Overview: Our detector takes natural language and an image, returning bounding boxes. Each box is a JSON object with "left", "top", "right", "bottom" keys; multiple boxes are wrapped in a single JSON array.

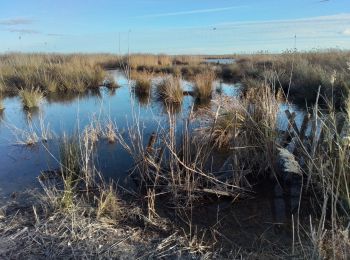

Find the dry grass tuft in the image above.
[
  {"left": 157, "top": 76, "right": 183, "bottom": 104},
  {"left": 131, "top": 71, "right": 153, "bottom": 95},
  {"left": 193, "top": 69, "right": 216, "bottom": 100},
  {"left": 97, "top": 184, "right": 123, "bottom": 223},
  {"left": 103, "top": 120, "right": 117, "bottom": 143},
  {"left": 19, "top": 87, "right": 44, "bottom": 109}
]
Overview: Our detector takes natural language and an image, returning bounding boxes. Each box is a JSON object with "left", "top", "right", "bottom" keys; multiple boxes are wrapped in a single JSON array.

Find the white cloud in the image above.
[
  {"left": 343, "top": 29, "right": 350, "bottom": 36},
  {"left": 7, "top": 28, "right": 40, "bottom": 34},
  {"left": 0, "top": 18, "right": 33, "bottom": 26},
  {"left": 136, "top": 5, "right": 247, "bottom": 18}
]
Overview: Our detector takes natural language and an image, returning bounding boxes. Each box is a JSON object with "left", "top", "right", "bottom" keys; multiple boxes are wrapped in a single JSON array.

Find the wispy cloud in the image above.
[
  {"left": 216, "top": 13, "right": 350, "bottom": 27},
  {"left": 136, "top": 5, "right": 246, "bottom": 18},
  {"left": 0, "top": 18, "right": 33, "bottom": 26},
  {"left": 46, "top": 33, "right": 66, "bottom": 37},
  {"left": 127, "top": 13, "right": 350, "bottom": 54},
  {"left": 6, "top": 28, "right": 40, "bottom": 34}
]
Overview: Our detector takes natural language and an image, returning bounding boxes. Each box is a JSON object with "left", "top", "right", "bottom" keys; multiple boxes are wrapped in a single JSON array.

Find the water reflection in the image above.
[
  {"left": 46, "top": 91, "right": 83, "bottom": 104},
  {"left": 160, "top": 101, "right": 182, "bottom": 115},
  {"left": 23, "top": 107, "right": 39, "bottom": 123},
  {"left": 193, "top": 98, "right": 211, "bottom": 111},
  {"left": 133, "top": 89, "right": 151, "bottom": 107}
]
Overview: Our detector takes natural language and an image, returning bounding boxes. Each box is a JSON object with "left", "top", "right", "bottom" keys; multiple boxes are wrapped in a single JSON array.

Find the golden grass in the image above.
[
  {"left": 103, "top": 120, "right": 117, "bottom": 143},
  {"left": 19, "top": 87, "right": 44, "bottom": 109},
  {"left": 235, "top": 50, "right": 350, "bottom": 106},
  {"left": 0, "top": 54, "right": 109, "bottom": 93},
  {"left": 127, "top": 54, "right": 172, "bottom": 69},
  {"left": 131, "top": 71, "right": 153, "bottom": 95},
  {"left": 157, "top": 76, "right": 183, "bottom": 104},
  {"left": 193, "top": 69, "right": 216, "bottom": 100},
  {"left": 97, "top": 184, "right": 123, "bottom": 223}
]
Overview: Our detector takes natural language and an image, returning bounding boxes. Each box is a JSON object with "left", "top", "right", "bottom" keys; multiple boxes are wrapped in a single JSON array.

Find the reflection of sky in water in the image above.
[
  {"left": 205, "top": 58, "right": 236, "bottom": 65},
  {"left": 277, "top": 103, "right": 307, "bottom": 130},
  {"left": 0, "top": 70, "right": 305, "bottom": 198}
]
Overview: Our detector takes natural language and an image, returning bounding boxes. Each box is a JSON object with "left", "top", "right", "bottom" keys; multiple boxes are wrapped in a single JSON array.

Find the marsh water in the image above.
[
  {"left": 0, "top": 69, "right": 307, "bottom": 249},
  {"left": 205, "top": 58, "right": 236, "bottom": 64}
]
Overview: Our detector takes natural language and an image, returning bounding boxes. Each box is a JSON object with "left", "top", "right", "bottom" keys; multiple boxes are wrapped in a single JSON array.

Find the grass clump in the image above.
[
  {"left": 157, "top": 76, "right": 183, "bottom": 104},
  {"left": 19, "top": 87, "right": 44, "bottom": 110},
  {"left": 211, "top": 105, "right": 246, "bottom": 149},
  {"left": 193, "top": 69, "right": 216, "bottom": 101},
  {"left": 102, "top": 120, "right": 117, "bottom": 143},
  {"left": 97, "top": 184, "right": 123, "bottom": 223},
  {"left": 131, "top": 71, "right": 153, "bottom": 95},
  {"left": 59, "top": 136, "right": 81, "bottom": 181}
]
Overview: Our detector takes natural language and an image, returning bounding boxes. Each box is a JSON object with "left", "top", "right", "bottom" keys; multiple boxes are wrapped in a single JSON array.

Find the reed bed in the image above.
[
  {"left": 235, "top": 50, "right": 350, "bottom": 106},
  {"left": 0, "top": 54, "right": 109, "bottom": 93},
  {"left": 126, "top": 54, "right": 172, "bottom": 69},
  {"left": 173, "top": 55, "right": 203, "bottom": 65},
  {"left": 125, "top": 54, "right": 203, "bottom": 69}
]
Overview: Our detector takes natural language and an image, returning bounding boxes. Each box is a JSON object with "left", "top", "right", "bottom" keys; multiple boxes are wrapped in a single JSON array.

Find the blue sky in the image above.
[{"left": 0, "top": 0, "right": 350, "bottom": 54}]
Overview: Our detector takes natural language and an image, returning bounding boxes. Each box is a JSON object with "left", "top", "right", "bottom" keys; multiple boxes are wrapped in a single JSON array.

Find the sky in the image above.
[{"left": 0, "top": 0, "right": 350, "bottom": 54}]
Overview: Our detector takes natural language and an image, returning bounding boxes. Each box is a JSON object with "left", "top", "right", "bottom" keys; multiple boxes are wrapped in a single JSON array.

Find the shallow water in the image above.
[
  {"left": 0, "top": 70, "right": 304, "bottom": 200},
  {"left": 205, "top": 58, "right": 236, "bottom": 65}
]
